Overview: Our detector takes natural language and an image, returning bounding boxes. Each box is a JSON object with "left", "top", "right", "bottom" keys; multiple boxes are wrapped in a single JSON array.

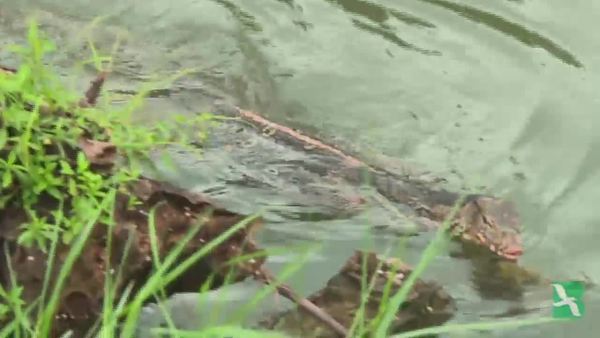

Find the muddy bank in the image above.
[{"left": 0, "top": 67, "right": 267, "bottom": 337}]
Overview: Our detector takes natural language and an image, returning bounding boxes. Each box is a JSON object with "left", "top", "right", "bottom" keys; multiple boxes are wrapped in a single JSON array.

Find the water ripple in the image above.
[{"left": 419, "top": 0, "right": 583, "bottom": 67}]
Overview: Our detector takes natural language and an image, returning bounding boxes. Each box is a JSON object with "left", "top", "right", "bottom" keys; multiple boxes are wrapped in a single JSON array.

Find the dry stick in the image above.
[
  {"left": 80, "top": 71, "right": 107, "bottom": 107},
  {"left": 67, "top": 84, "right": 386, "bottom": 176},
  {"left": 1, "top": 64, "right": 107, "bottom": 116},
  {"left": 0, "top": 65, "right": 17, "bottom": 73},
  {"left": 236, "top": 108, "right": 367, "bottom": 169},
  {"left": 0, "top": 63, "right": 106, "bottom": 106},
  {"left": 255, "top": 267, "right": 349, "bottom": 337}
]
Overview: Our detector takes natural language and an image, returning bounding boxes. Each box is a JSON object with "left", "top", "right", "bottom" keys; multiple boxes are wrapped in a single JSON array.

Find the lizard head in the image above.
[{"left": 450, "top": 196, "right": 523, "bottom": 261}]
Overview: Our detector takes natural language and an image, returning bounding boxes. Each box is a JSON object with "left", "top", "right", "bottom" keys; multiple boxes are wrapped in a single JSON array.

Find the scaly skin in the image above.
[
  {"left": 109, "top": 94, "right": 527, "bottom": 262},
  {"left": 328, "top": 165, "right": 524, "bottom": 261},
  {"left": 413, "top": 194, "right": 523, "bottom": 261},
  {"left": 211, "top": 101, "right": 526, "bottom": 261}
]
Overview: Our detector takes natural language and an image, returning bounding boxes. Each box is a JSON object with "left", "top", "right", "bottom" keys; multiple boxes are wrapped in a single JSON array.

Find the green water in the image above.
[{"left": 1, "top": 0, "right": 599, "bottom": 336}]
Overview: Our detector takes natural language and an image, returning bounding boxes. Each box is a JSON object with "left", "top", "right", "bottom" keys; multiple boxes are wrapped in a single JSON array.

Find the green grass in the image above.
[{"left": 0, "top": 19, "right": 562, "bottom": 338}]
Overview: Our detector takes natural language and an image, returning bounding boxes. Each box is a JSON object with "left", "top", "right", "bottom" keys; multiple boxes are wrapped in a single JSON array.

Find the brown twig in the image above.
[
  {"left": 254, "top": 267, "right": 349, "bottom": 337},
  {"left": 1, "top": 64, "right": 106, "bottom": 114},
  {"left": 0, "top": 65, "right": 16, "bottom": 73},
  {"left": 236, "top": 108, "right": 366, "bottom": 169},
  {"left": 80, "top": 71, "right": 107, "bottom": 107}
]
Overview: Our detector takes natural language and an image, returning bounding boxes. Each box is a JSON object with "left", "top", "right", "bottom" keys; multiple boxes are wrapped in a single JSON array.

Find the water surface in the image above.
[{"left": 1, "top": 0, "right": 599, "bottom": 336}]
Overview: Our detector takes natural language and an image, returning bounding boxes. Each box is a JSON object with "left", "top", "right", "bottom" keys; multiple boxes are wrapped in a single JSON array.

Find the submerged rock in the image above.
[{"left": 258, "top": 250, "right": 456, "bottom": 337}]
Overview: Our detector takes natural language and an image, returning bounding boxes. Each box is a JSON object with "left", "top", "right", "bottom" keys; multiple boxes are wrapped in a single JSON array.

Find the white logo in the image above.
[{"left": 552, "top": 283, "right": 582, "bottom": 317}]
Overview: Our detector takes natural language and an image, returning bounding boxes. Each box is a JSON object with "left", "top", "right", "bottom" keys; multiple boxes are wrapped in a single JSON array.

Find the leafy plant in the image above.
[
  {"left": 0, "top": 19, "right": 213, "bottom": 251},
  {"left": 0, "top": 18, "right": 218, "bottom": 336}
]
